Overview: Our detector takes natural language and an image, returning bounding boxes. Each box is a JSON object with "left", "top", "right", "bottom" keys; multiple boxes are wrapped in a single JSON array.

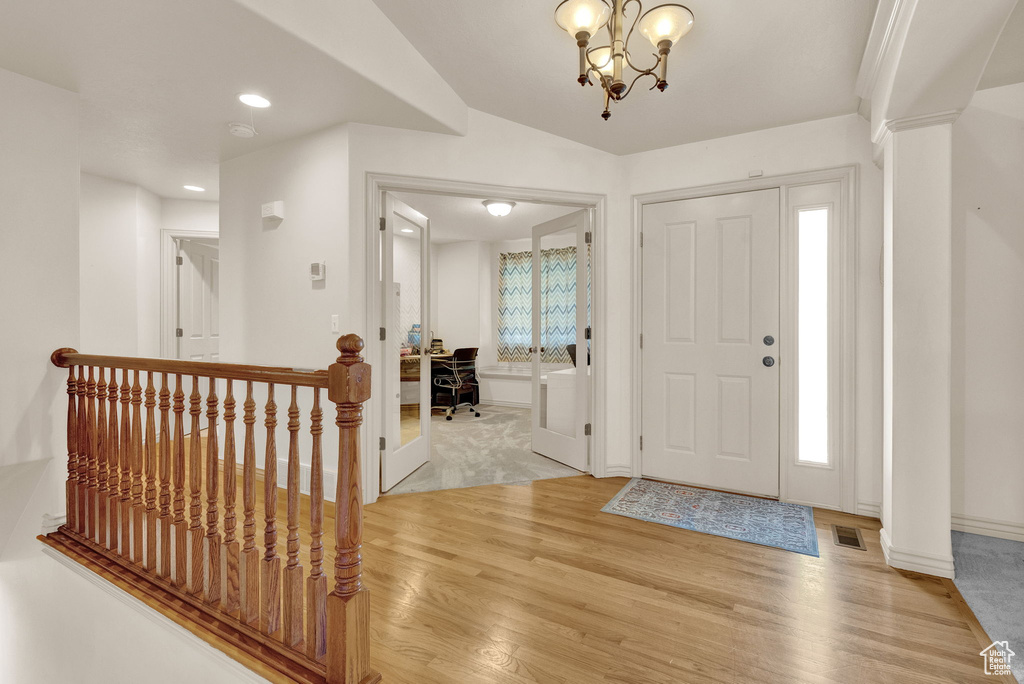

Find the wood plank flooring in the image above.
[{"left": 362, "top": 476, "right": 1003, "bottom": 684}]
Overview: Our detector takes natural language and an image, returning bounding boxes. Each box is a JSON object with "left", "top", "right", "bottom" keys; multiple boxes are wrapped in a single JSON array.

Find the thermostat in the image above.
[
  {"left": 261, "top": 200, "right": 285, "bottom": 220},
  {"left": 310, "top": 262, "right": 326, "bottom": 281}
]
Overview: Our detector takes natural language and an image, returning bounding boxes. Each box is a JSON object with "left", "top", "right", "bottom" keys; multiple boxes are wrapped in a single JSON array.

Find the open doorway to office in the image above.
[{"left": 374, "top": 187, "right": 596, "bottom": 496}]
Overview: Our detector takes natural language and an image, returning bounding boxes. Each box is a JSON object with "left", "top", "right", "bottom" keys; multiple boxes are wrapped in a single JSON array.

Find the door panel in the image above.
[
  {"left": 531, "top": 209, "right": 589, "bottom": 471},
  {"left": 177, "top": 239, "right": 219, "bottom": 362},
  {"left": 381, "top": 193, "right": 431, "bottom": 492},
  {"left": 642, "top": 189, "right": 780, "bottom": 497}
]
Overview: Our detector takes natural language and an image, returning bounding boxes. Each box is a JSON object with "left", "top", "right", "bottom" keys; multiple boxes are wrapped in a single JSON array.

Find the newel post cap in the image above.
[{"left": 328, "top": 335, "right": 371, "bottom": 404}]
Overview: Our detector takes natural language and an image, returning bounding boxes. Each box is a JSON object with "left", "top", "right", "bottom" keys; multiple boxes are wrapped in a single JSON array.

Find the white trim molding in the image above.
[
  {"left": 40, "top": 545, "right": 269, "bottom": 683},
  {"left": 160, "top": 228, "right": 220, "bottom": 358},
  {"left": 952, "top": 513, "right": 1024, "bottom": 543},
  {"left": 857, "top": 501, "right": 882, "bottom": 519},
  {"left": 879, "top": 527, "right": 955, "bottom": 579}
]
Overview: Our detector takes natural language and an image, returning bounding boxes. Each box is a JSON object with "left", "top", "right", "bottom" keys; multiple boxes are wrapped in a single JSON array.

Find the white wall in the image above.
[
  {"left": 79, "top": 173, "right": 166, "bottom": 357},
  {"left": 162, "top": 198, "right": 219, "bottom": 234},
  {"left": 623, "top": 113, "right": 884, "bottom": 510},
  {"left": 951, "top": 82, "right": 1024, "bottom": 539},
  {"left": 435, "top": 240, "right": 485, "bottom": 352},
  {"left": 220, "top": 124, "right": 350, "bottom": 369}
]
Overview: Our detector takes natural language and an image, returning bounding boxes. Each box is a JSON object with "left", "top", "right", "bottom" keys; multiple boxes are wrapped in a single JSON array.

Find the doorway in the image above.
[
  {"left": 175, "top": 237, "right": 219, "bottom": 361},
  {"left": 636, "top": 168, "right": 857, "bottom": 511},
  {"left": 373, "top": 186, "right": 597, "bottom": 496}
]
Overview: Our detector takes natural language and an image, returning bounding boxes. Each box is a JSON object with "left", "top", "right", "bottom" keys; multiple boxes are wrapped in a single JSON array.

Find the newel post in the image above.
[{"left": 326, "top": 335, "right": 379, "bottom": 684}]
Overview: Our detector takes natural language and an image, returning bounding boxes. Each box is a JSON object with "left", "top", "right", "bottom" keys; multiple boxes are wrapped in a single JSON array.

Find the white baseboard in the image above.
[
  {"left": 272, "top": 460, "right": 338, "bottom": 502},
  {"left": 41, "top": 513, "right": 66, "bottom": 534},
  {"left": 952, "top": 512, "right": 1024, "bottom": 543},
  {"left": 40, "top": 542, "right": 269, "bottom": 683},
  {"left": 857, "top": 501, "right": 881, "bottom": 519},
  {"left": 478, "top": 399, "right": 531, "bottom": 409},
  {"left": 602, "top": 465, "right": 632, "bottom": 478},
  {"left": 879, "top": 527, "right": 955, "bottom": 579}
]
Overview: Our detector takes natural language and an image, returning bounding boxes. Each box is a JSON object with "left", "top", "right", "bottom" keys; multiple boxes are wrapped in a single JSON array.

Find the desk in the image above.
[{"left": 399, "top": 354, "right": 453, "bottom": 404}]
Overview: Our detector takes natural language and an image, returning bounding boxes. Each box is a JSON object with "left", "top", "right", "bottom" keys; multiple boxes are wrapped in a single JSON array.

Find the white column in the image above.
[{"left": 881, "top": 120, "right": 955, "bottom": 578}]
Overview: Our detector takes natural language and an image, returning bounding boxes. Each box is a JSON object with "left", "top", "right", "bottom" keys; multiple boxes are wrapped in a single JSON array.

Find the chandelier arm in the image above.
[
  {"left": 621, "top": 0, "right": 651, "bottom": 74},
  {"left": 620, "top": 70, "right": 661, "bottom": 100},
  {"left": 624, "top": 49, "right": 661, "bottom": 75}
]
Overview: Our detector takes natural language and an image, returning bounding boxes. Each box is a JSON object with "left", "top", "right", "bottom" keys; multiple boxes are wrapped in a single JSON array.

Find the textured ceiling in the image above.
[{"left": 372, "top": 0, "right": 878, "bottom": 155}]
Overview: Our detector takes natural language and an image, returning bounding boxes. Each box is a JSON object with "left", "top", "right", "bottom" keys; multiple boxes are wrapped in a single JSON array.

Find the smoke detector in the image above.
[{"left": 228, "top": 122, "right": 256, "bottom": 138}]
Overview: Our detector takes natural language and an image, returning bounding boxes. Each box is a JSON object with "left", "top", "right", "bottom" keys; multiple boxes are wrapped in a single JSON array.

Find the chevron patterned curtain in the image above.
[{"left": 497, "top": 247, "right": 577, "bottom": 363}]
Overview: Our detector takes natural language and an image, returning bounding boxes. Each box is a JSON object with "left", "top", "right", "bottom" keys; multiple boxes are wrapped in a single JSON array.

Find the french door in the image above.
[
  {"left": 641, "top": 189, "right": 780, "bottom": 497},
  {"left": 176, "top": 238, "right": 219, "bottom": 361},
  {"left": 531, "top": 209, "right": 590, "bottom": 472},
  {"left": 380, "top": 193, "right": 431, "bottom": 491}
]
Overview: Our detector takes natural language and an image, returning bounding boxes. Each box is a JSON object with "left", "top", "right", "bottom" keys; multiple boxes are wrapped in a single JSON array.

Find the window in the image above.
[
  {"left": 497, "top": 247, "right": 577, "bottom": 363},
  {"left": 797, "top": 207, "right": 829, "bottom": 464}
]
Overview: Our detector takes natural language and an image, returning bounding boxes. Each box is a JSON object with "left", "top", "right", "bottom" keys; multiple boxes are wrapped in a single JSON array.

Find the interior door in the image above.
[
  {"left": 641, "top": 189, "right": 780, "bottom": 497},
  {"left": 531, "top": 209, "right": 590, "bottom": 471},
  {"left": 381, "top": 193, "right": 431, "bottom": 491},
  {"left": 177, "top": 239, "right": 219, "bottom": 361}
]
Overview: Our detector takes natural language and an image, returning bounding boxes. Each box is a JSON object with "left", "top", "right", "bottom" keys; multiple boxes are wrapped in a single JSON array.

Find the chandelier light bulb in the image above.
[
  {"left": 483, "top": 200, "right": 515, "bottom": 217},
  {"left": 638, "top": 4, "right": 694, "bottom": 47},
  {"left": 554, "top": 0, "right": 611, "bottom": 38},
  {"left": 588, "top": 47, "right": 615, "bottom": 76}
]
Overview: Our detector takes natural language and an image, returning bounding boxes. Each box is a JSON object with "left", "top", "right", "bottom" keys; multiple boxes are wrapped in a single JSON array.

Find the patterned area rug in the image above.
[{"left": 602, "top": 478, "right": 819, "bottom": 557}]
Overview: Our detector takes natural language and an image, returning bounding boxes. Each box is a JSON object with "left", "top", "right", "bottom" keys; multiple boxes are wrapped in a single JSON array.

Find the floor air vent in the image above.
[{"left": 831, "top": 524, "right": 867, "bottom": 551}]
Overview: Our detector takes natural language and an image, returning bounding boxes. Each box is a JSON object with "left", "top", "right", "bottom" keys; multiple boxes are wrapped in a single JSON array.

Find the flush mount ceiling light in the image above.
[
  {"left": 483, "top": 200, "right": 516, "bottom": 217},
  {"left": 183, "top": 185, "right": 205, "bottom": 192},
  {"left": 238, "top": 93, "right": 271, "bottom": 108},
  {"left": 554, "top": 0, "right": 694, "bottom": 119}
]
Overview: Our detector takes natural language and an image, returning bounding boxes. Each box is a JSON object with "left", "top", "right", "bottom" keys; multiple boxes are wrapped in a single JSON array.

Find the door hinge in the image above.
[
  {"left": 640, "top": 435, "right": 643, "bottom": 450},
  {"left": 584, "top": 423, "right": 592, "bottom": 436},
  {"left": 639, "top": 232, "right": 644, "bottom": 248},
  {"left": 175, "top": 256, "right": 183, "bottom": 266},
  {"left": 379, "top": 326, "right": 386, "bottom": 341},
  {"left": 585, "top": 326, "right": 591, "bottom": 340},
  {"left": 639, "top": 333, "right": 643, "bottom": 349},
  {"left": 379, "top": 437, "right": 386, "bottom": 451},
  {"left": 379, "top": 217, "right": 386, "bottom": 232},
  {"left": 175, "top": 328, "right": 183, "bottom": 338},
  {"left": 585, "top": 231, "right": 592, "bottom": 245}
]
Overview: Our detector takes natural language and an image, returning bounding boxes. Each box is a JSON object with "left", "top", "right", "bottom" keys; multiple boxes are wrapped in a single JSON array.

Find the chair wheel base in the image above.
[
  {"left": 475, "top": 412, "right": 480, "bottom": 417},
  {"left": 446, "top": 416, "right": 453, "bottom": 421}
]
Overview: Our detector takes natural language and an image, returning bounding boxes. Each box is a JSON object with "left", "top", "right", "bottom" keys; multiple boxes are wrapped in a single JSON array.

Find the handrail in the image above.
[
  {"left": 50, "top": 348, "right": 329, "bottom": 388},
  {"left": 44, "top": 335, "right": 380, "bottom": 684}
]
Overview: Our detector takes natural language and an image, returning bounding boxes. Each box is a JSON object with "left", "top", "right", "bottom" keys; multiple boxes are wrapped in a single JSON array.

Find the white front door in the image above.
[
  {"left": 177, "top": 239, "right": 219, "bottom": 362},
  {"left": 531, "top": 209, "right": 590, "bottom": 472},
  {"left": 380, "top": 193, "right": 432, "bottom": 492},
  {"left": 641, "top": 189, "right": 780, "bottom": 497}
]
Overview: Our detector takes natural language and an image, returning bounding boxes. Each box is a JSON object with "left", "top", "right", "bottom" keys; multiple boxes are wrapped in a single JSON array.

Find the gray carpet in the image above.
[
  {"left": 387, "top": 404, "right": 581, "bottom": 495},
  {"left": 952, "top": 531, "right": 1024, "bottom": 683}
]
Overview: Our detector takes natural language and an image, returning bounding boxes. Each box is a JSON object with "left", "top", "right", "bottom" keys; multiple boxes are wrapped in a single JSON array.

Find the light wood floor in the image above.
[{"left": 360, "top": 476, "right": 1000, "bottom": 684}]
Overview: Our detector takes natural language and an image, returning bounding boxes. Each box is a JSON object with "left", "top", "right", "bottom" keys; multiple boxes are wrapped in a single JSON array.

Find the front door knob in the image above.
[{"left": 763, "top": 356, "right": 775, "bottom": 367}]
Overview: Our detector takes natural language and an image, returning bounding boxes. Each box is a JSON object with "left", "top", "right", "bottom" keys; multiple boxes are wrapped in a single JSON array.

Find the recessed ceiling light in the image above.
[
  {"left": 183, "top": 185, "right": 205, "bottom": 192},
  {"left": 483, "top": 200, "right": 515, "bottom": 217},
  {"left": 400, "top": 228, "right": 415, "bottom": 233},
  {"left": 239, "top": 93, "right": 271, "bottom": 108}
]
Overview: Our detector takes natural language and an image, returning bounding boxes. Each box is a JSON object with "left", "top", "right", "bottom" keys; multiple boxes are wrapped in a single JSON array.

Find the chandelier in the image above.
[{"left": 554, "top": 0, "right": 694, "bottom": 119}]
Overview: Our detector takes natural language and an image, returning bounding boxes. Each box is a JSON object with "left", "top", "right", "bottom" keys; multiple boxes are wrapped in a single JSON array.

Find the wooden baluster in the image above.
[
  {"left": 63, "top": 365, "right": 78, "bottom": 531},
  {"left": 239, "top": 382, "right": 260, "bottom": 626},
  {"left": 221, "top": 379, "right": 240, "bottom": 616},
  {"left": 283, "top": 386, "right": 304, "bottom": 647},
  {"left": 261, "top": 383, "right": 281, "bottom": 635},
  {"left": 106, "top": 371, "right": 120, "bottom": 550},
  {"left": 188, "top": 375, "right": 204, "bottom": 595},
  {"left": 326, "top": 335, "right": 377, "bottom": 684},
  {"left": 95, "top": 368, "right": 108, "bottom": 547},
  {"left": 144, "top": 372, "right": 158, "bottom": 571},
  {"left": 119, "top": 370, "right": 132, "bottom": 556},
  {"left": 306, "top": 388, "right": 327, "bottom": 661},
  {"left": 171, "top": 374, "right": 188, "bottom": 587},
  {"left": 131, "top": 371, "right": 144, "bottom": 563},
  {"left": 157, "top": 372, "right": 172, "bottom": 578},
  {"left": 85, "top": 367, "right": 98, "bottom": 541},
  {"left": 76, "top": 366, "right": 88, "bottom": 534},
  {"left": 204, "top": 378, "right": 222, "bottom": 606}
]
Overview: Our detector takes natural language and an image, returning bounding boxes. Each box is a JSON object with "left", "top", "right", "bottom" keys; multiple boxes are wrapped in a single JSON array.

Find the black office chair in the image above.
[
  {"left": 432, "top": 347, "right": 481, "bottom": 421},
  {"left": 566, "top": 344, "right": 590, "bottom": 366}
]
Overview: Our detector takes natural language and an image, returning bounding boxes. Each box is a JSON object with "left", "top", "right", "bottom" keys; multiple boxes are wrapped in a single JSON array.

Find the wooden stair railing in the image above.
[{"left": 43, "top": 335, "right": 381, "bottom": 684}]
